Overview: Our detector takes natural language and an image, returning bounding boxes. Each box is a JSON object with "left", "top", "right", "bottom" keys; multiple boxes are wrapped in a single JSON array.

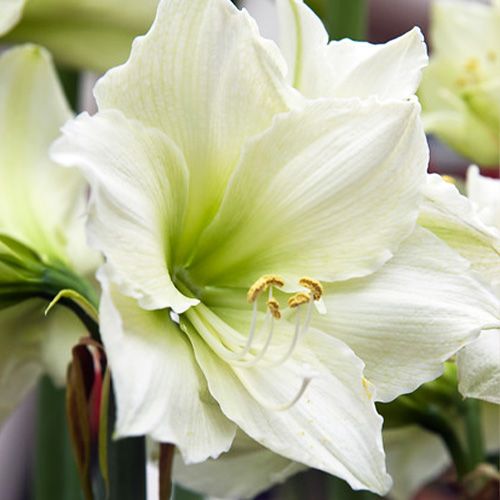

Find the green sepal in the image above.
[{"left": 45, "top": 288, "right": 99, "bottom": 323}]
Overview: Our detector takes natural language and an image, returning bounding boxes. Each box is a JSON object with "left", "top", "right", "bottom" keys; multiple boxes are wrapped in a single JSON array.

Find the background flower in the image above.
[
  {"left": 419, "top": 0, "right": 500, "bottom": 167},
  {"left": 0, "top": 44, "right": 98, "bottom": 426}
]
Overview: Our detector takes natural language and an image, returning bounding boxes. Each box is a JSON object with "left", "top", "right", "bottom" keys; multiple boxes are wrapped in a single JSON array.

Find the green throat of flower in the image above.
[{"left": 179, "top": 272, "right": 325, "bottom": 411}]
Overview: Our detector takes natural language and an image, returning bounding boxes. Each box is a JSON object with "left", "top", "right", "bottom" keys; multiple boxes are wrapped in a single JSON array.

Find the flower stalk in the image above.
[{"left": 325, "top": 0, "right": 367, "bottom": 40}]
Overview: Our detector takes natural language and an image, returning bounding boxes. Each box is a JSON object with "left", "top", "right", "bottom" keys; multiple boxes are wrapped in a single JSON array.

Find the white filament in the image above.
[{"left": 238, "top": 372, "right": 314, "bottom": 412}]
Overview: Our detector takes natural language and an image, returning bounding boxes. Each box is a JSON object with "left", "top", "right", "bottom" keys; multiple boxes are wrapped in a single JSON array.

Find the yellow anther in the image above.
[
  {"left": 442, "top": 175, "right": 456, "bottom": 185},
  {"left": 456, "top": 76, "right": 467, "bottom": 88},
  {"left": 299, "top": 277, "right": 323, "bottom": 301},
  {"left": 267, "top": 298, "right": 281, "bottom": 320},
  {"left": 288, "top": 292, "right": 311, "bottom": 309},
  {"left": 247, "top": 274, "right": 285, "bottom": 303},
  {"left": 464, "top": 57, "right": 479, "bottom": 73},
  {"left": 487, "top": 50, "right": 497, "bottom": 63}
]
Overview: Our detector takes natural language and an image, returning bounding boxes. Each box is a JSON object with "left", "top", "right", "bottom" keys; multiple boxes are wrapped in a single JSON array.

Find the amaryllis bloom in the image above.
[
  {"left": 52, "top": 0, "right": 499, "bottom": 496},
  {"left": 419, "top": 0, "right": 500, "bottom": 166},
  {"left": 0, "top": 0, "right": 158, "bottom": 72},
  {"left": 0, "top": 45, "right": 98, "bottom": 425},
  {"left": 419, "top": 170, "right": 500, "bottom": 404}
]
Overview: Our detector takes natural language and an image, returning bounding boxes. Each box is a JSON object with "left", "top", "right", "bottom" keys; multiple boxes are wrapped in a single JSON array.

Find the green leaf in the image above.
[{"left": 35, "top": 376, "right": 82, "bottom": 500}]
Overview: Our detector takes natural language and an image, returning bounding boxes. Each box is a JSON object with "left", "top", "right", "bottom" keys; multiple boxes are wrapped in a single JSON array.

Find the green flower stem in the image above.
[
  {"left": 34, "top": 376, "right": 81, "bottom": 500},
  {"left": 56, "top": 67, "right": 80, "bottom": 113},
  {"left": 399, "top": 397, "right": 470, "bottom": 478},
  {"left": 325, "top": 0, "right": 367, "bottom": 41},
  {"left": 463, "top": 398, "right": 485, "bottom": 471},
  {"left": 106, "top": 381, "right": 146, "bottom": 500}
]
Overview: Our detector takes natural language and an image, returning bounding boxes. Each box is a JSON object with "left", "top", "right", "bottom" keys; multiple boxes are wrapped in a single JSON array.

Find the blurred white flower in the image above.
[
  {"left": 0, "top": 0, "right": 159, "bottom": 72},
  {"left": 0, "top": 45, "right": 98, "bottom": 426},
  {"left": 419, "top": 0, "right": 500, "bottom": 166}
]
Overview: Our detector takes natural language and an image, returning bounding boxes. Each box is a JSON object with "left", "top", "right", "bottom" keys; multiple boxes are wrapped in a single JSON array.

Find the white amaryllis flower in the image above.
[
  {"left": 0, "top": 0, "right": 158, "bottom": 72},
  {"left": 275, "top": 0, "right": 428, "bottom": 102},
  {"left": 385, "top": 403, "right": 500, "bottom": 500},
  {"left": 0, "top": 45, "right": 98, "bottom": 425},
  {"left": 52, "top": 0, "right": 499, "bottom": 496},
  {"left": 419, "top": 0, "right": 500, "bottom": 166},
  {"left": 420, "top": 170, "right": 500, "bottom": 404}
]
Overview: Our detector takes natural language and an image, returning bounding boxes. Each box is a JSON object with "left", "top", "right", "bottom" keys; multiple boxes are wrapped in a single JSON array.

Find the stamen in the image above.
[
  {"left": 300, "top": 298, "right": 315, "bottom": 337},
  {"left": 247, "top": 274, "right": 284, "bottom": 303},
  {"left": 487, "top": 50, "right": 497, "bottom": 63},
  {"left": 265, "top": 307, "right": 303, "bottom": 366},
  {"left": 267, "top": 297, "right": 281, "bottom": 319},
  {"left": 299, "top": 277, "right": 323, "bottom": 301},
  {"left": 235, "top": 314, "right": 276, "bottom": 368},
  {"left": 188, "top": 302, "right": 263, "bottom": 362},
  {"left": 239, "top": 371, "right": 314, "bottom": 412},
  {"left": 288, "top": 292, "right": 310, "bottom": 308}
]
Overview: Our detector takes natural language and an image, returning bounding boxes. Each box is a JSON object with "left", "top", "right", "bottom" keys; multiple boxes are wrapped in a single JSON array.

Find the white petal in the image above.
[
  {"left": 98, "top": 270, "right": 236, "bottom": 463},
  {"left": 173, "top": 431, "right": 304, "bottom": 499},
  {"left": 0, "top": 301, "right": 42, "bottom": 427},
  {"left": 384, "top": 426, "right": 449, "bottom": 500},
  {"left": 419, "top": 173, "right": 500, "bottom": 289},
  {"left": 431, "top": 1, "right": 500, "bottom": 58},
  {"left": 467, "top": 165, "right": 500, "bottom": 230},
  {"left": 277, "top": 0, "right": 427, "bottom": 99},
  {"left": 0, "top": 299, "right": 84, "bottom": 426},
  {"left": 40, "top": 305, "right": 89, "bottom": 386},
  {"left": 323, "top": 28, "right": 428, "bottom": 100},
  {"left": 313, "top": 227, "right": 500, "bottom": 402},
  {"left": 189, "top": 98, "right": 427, "bottom": 288},
  {"left": 95, "top": 0, "right": 297, "bottom": 257},
  {"left": 457, "top": 329, "right": 500, "bottom": 404},
  {"left": 183, "top": 307, "right": 392, "bottom": 494},
  {"left": 52, "top": 110, "right": 197, "bottom": 314},
  {"left": 0, "top": 0, "right": 24, "bottom": 35},
  {"left": 276, "top": 0, "right": 329, "bottom": 89}
]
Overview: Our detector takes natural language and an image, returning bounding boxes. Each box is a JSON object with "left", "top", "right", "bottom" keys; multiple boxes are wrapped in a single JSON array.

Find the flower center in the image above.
[
  {"left": 185, "top": 274, "right": 324, "bottom": 411},
  {"left": 456, "top": 53, "right": 497, "bottom": 88}
]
